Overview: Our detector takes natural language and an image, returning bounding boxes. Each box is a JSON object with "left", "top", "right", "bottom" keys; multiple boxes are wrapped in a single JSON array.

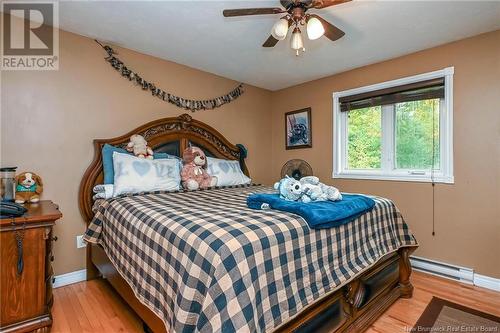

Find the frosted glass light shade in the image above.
[
  {"left": 271, "top": 19, "right": 289, "bottom": 40},
  {"left": 307, "top": 17, "right": 325, "bottom": 40},
  {"left": 290, "top": 29, "right": 304, "bottom": 50}
]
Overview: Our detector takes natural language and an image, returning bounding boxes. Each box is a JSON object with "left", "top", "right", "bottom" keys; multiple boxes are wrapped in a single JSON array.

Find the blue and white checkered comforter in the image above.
[{"left": 84, "top": 185, "right": 417, "bottom": 332}]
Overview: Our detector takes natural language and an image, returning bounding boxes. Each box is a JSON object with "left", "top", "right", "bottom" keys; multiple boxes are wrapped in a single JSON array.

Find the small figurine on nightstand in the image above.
[{"left": 15, "top": 171, "right": 43, "bottom": 204}]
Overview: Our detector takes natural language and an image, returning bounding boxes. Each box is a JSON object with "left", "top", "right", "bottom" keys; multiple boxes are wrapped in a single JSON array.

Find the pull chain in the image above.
[
  {"left": 431, "top": 100, "right": 436, "bottom": 236},
  {"left": 432, "top": 182, "right": 435, "bottom": 236}
]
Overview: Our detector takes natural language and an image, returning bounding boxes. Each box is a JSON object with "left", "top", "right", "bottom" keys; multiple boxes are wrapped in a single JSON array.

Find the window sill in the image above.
[{"left": 332, "top": 171, "right": 454, "bottom": 184}]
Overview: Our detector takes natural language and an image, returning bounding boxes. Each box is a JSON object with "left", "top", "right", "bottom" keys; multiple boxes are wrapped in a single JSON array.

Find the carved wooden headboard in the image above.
[{"left": 78, "top": 113, "right": 249, "bottom": 222}]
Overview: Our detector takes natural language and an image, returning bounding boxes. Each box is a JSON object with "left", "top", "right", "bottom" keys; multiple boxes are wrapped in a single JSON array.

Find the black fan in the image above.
[
  {"left": 281, "top": 159, "right": 313, "bottom": 180},
  {"left": 223, "top": 0, "right": 349, "bottom": 51}
]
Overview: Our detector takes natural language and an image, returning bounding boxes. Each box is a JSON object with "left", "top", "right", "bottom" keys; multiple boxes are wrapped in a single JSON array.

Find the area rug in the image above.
[{"left": 413, "top": 297, "right": 500, "bottom": 332}]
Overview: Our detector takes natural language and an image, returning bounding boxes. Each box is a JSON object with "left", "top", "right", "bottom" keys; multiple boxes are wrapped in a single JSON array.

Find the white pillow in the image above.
[
  {"left": 206, "top": 157, "right": 251, "bottom": 186},
  {"left": 112, "top": 152, "right": 180, "bottom": 196}
]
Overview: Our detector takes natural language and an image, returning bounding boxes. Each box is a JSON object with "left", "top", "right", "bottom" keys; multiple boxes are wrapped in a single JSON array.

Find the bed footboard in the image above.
[
  {"left": 277, "top": 246, "right": 417, "bottom": 332},
  {"left": 399, "top": 246, "right": 414, "bottom": 298},
  {"left": 90, "top": 244, "right": 416, "bottom": 333}
]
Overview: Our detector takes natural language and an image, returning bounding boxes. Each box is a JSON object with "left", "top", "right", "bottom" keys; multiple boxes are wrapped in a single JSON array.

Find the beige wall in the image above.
[
  {"left": 271, "top": 30, "right": 500, "bottom": 278},
  {"left": 1, "top": 25, "right": 273, "bottom": 275}
]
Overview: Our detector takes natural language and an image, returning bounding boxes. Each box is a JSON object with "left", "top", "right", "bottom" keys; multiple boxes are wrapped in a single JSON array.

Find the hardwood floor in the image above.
[
  {"left": 51, "top": 271, "right": 500, "bottom": 333},
  {"left": 366, "top": 272, "right": 500, "bottom": 333}
]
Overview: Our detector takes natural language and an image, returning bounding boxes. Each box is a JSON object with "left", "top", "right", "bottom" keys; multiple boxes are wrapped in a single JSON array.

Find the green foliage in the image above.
[
  {"left": 395, "top": 99, "right": 440, "bottom": 169},
  {"left": 347, "top": 107, "right": 382, "bottom": 169},
  {"left": 347, "top": 99, "right": 440, "bottom": 170}
]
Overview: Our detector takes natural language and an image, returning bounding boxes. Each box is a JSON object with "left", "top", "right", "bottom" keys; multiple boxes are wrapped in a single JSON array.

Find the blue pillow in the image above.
[{"left": 101, "top": 144, "right": 181, "bottom": 184}]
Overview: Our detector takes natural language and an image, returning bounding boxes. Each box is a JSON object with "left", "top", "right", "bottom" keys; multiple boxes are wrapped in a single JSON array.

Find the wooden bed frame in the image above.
[{"left": 79, "top": 113, "right": 417, "bottom": 333}]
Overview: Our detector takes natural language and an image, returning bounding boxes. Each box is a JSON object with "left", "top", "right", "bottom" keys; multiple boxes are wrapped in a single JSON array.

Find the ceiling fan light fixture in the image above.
[
  {"left": 306, "top": 17, "right": 325, "bottom": 40},
  {"left": 290, "top": 27, "right": 304, "bottom": 56},
  {"left": 271, "top": 18, "right": 289, "bottom": 40},
  {"left": 222, "top": 0, "right": 349, "bottom": 55}
]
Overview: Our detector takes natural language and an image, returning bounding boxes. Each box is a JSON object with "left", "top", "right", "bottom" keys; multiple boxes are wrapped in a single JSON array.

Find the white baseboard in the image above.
[
  {"left": 53, "top": 269, "right": 87, "bottom": 288},
  {"left": 474, "top": 274, "right": 500, "bottom": 292},
  {"left": 410, "top": 255, "right": 500, "bottom": 292},
  {"left": 410, "top": 255, "right": 474, "bottom": 284}
]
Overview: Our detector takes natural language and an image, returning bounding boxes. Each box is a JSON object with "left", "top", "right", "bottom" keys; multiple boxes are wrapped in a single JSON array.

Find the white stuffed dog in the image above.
[{"left": 126, "top": 134, "right": 153, "bottom": 159}]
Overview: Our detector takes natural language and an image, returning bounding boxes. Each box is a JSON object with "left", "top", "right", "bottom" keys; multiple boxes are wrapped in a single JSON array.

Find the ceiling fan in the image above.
[{"left": 223, "top": 0, "right": 350, "bottom": 56}]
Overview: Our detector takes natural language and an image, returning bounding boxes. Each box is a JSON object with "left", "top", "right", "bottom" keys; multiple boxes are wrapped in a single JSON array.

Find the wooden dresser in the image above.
[{"left": 0, "top": 201, "right": 62, "bottom": 333}]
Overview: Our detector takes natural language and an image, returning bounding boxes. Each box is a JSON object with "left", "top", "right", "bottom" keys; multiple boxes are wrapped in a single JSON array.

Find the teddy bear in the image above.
[
  {"left": 274, "top": 175, "right": 342, "bottom": 203},
  {"left": 126, "top": 134, "right": 154, "bottom": 159},
  {"left": 15, "top": 172, "right": 43, "bottom": 204},
  {"left": 181, "top": 146, "right": 217, "bottom": 190}
]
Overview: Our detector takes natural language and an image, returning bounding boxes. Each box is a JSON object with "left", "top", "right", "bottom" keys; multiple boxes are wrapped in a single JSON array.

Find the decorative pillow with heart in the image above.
[
  {"left": 112, "top": 152, "right": 181, "bottom": 197},
  {"left": 102, "top": 143, "right": 181, "bottom": 184},
  {"left": 206, "top": 157, "right": 251, "bottom": 186}
]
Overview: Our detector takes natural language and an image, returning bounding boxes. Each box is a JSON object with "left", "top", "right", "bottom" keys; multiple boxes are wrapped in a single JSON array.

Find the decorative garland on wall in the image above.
[{"left": 95, "top": 40, "right": 244, "bottom": 112}]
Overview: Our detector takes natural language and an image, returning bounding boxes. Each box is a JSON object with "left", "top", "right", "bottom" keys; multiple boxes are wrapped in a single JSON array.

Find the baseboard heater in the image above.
[{"left": 410, "top": 255, "right": 474, "bottom": 285}]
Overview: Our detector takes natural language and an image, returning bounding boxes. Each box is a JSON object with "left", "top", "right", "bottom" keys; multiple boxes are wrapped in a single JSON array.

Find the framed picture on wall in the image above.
[{"left": 285, "top": 107, "right": 312, "bottom": 150}]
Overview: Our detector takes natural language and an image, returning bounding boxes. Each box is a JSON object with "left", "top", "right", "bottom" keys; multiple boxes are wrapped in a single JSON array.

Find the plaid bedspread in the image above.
[{"left": 84, "top": 185, "right": 417, "bottom": 333}]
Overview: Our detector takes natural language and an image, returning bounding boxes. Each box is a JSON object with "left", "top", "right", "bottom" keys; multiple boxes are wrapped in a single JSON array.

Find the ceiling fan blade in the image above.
[
  {"left": 223, "top": 8, "right": 284, "bottom": 17},
  {"left": 310, "top": 0, "right": 351, "bottom": 9},
  {"left": 280, "top": 0, "right": 294, "bottom": 9},
  {"left": 309, "top": 14, "right": 345, "bottom": 41},
  {"left": 263, "top": 35, "right": 279, "bottom": 47}
]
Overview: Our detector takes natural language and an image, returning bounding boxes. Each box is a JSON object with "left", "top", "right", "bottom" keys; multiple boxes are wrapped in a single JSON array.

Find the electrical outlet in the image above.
[{"left": 76, "top": 235, "right": 86, "bottom": 249}]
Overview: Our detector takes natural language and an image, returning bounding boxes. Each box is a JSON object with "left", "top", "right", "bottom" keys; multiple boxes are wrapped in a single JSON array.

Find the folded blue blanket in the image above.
[{"left": 247, "top": 193, "right": 376, "bottom": 229}]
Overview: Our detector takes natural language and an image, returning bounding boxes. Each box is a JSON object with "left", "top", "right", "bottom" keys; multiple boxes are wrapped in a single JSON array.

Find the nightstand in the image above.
[{"left": 0, "top": 201, "right": 62, "bottom": 333}]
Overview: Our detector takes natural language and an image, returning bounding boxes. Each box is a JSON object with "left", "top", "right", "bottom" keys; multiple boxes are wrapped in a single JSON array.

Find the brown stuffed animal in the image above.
[
  {"left": 181, "top": 147, "right": 217, "bottom": 190},
  {"left": 15, "top": 172, "right": 43, "bottom": 204}
]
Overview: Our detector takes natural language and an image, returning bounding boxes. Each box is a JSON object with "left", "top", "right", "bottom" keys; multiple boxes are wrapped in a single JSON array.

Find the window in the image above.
[{"left": 333, "top": 68, "right": 454, "bottom": 183}]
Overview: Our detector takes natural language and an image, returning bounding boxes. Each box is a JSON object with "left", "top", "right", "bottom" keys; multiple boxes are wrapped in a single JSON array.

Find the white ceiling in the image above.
[{"left": 57, "top": 0, "right": 500, "bottom": 90}]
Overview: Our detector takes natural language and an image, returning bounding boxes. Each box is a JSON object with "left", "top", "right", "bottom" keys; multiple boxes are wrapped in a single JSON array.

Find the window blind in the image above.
[{"left": 339, "top": 78, "right": 445, "bottom": 112}]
